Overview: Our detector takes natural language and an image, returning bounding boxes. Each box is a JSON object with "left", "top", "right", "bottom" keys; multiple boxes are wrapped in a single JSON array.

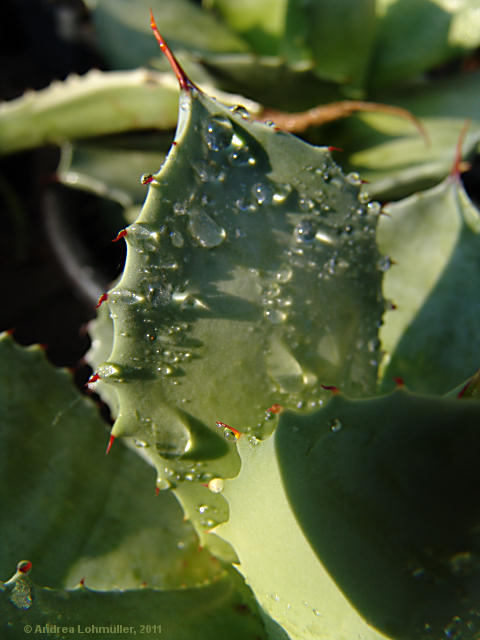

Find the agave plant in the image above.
[{"left": 1, "top": 2, "right": 480, "bottom": 639}]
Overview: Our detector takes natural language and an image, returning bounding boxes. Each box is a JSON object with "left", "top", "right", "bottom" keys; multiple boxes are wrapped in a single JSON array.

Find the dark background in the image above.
[{"left": 0, "top": 0, "right": 116, "bottom": 377}]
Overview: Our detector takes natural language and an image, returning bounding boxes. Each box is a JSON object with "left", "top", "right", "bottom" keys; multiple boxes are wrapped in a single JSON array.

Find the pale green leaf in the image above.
[
  {"left": 0, "top": 333, "right": 222, "bottom": 591},
  {"left": 378, "top": 175, "right": 480, "bottom": 393}
]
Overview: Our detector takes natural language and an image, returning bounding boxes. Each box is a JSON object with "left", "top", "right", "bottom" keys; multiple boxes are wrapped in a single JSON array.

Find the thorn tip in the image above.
[
  {"left": 106, "top": 434, "right": 115, "bottom": 455},
  {"left": 149, "top": 10, "right": 194, "bottom": 92}
]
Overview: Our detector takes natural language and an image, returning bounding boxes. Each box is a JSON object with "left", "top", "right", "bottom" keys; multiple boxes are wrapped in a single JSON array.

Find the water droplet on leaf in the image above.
[
  {"left": 346, "top": 172, "right": 362, "bottom": 186},
  {"left": 230, "top": 104, "right": 250, "bottom": 119},
  {"left": 8, "top": 580, "right": 32, "bottom": 610},
  {"left": 330, "top": 418, "right": 342, "bottom": 432},
  {"left": 377, "top": 256, "right": 391, "bottom": 272},
  {"left": 187, "top": 208, "right": 226, "bottom": 248},
  {"left": 208, "top": 478, "right": 224, "bottom": 493},
  {"left": 170, "top": 230, "right": 184, "bottom": 248},
  {"left": 294, "top": 220, "right": 316, "bottom": 243},
  {"left": 156, "top": 476, "right": 172, "bottom": 491},
  {"left": 251, "top": 182, "right": 272, "bottom": 205},
  {"left": 229, "top": 148, "right": 255, "bottom": 167},
  {"left": 204, "top": 115, "right": 233, "bottom": 151},
  {"left": 367, "top": 201, "right": 381, "bottom": 216}
]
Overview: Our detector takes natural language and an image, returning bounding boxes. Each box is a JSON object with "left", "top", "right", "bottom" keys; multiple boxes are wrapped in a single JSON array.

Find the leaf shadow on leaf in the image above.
[
  {"left": 275, "top": 394, "right": 480, "bottom": 639},
  {"left": 380, "top": 220, "right": 480, "bottom": 394},
  {"left": 176, "top": 409, "right": 230, "bottom": 461}
]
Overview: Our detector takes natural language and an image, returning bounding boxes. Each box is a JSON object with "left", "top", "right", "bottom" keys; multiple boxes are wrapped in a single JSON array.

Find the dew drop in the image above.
[
  {"left": 229, "top": 148, "right": 255, "bottom": 167},
  {"left": 235, "top": 197, "right": 256, "bottom": 212},
  {"left": 251, "top": 182, "right": 272, "bottom": 205},
  {"left": 134, "top": 439, "right": 148, "bottom": 448},
  {"left": 230, "top": 104, "right": 250, "bottom": 119},
  {"left": 330, "top": 418, "right": 342, "bottom": 432},
  {"left": 294, "top": 220, "right": 316, "bottom": 243},
  {"left": 140, "top": 173, "right": 154, "bottom": 185},
  {"left": 188, "top": 208, "right": 226, "bottom": 248},
  {"left": 8, "top": 580, "right": 32, "bottom": 610},
  {"left": 355, "top": 205, "right": 367, "bottom": 216},
  {"left": 96, "top": 363, "right": 125, "bottom": 382},
  {"left": 198, "top": 504, "right": 209, "bottom": 514},
  {"left": 170, "top": 230, "right": 184, "bottom": 248},
  {"left": 148, "top": 283, "right": 173, "bottom": 307},
  {"left": 377, "top": 256, "right": 391, "bottom": 272},
  {"left": 154, "top": 416, "right": 192, "bottom": 459},
  {"left": 272, "top": 183, "right": 292, "bottom": 203},
  {"left": 358, "top": 190, "right": 370, "bottom": 204},
  {"left": 346, "top": 172, "right": 362, "bottom": 186},
  {"left": 202, "top": 518, "right": 216, "bottom": 528},
  {"left": 204, "top": 115, "right": 233, "bottom": 151},
  {"left": 276, "top": 267, "right": 293, "bottom": 283},
  {"left": 173, "top": 202, "right": 186, "bottom": 216},
  {"left": 264, "top": 308, "right": 287, "bottom": 324},
  {"left": 315, "top": 229, "right": 334, "bottom": 245},
  {"left": 367, "top": 201, "right": 381, "bottom": 216},
  {"left": 223, "top": 429, "right": 238, "bottom": 442},
  {"left": 156, "top": 476, "right": 172, "bottom": 491},
  {"left": 208, "top": 478, "right": 224, "bottom": 493},
  {"left": 298, "top": 197, "right": 315, "bottom": 211}
]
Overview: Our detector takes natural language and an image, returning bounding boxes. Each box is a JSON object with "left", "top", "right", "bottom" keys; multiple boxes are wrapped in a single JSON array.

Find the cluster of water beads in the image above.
[
  {"left": 203, "top": 115, "right": 234, "bottom": 152},
  {"left": 4, "top": 562, "right": 34, "bottom": 611},
  {"left": 196, "top": 502, "right": 221, "bottom": 529}
]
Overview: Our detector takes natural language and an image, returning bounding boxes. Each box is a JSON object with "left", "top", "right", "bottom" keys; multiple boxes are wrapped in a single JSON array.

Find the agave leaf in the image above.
[
  {"left": 91, "top": 33, "right": 385, "bottom": 541},
  {"left": 58, "top": 135, "right": 170, "bottom": 213},
  {"left": 0, "top": 70, "right": 179, "bottom": 156},
  {"left": 0, "top": 333, "right": 222, "bottom": 591},
  {"left": 201, "top": 52, "right": 342, "bottom": 111},
  {"left": 0, "top": 69, "right": 259, "bottom": 156},
  {"left": 0, "top": 565, "right": 268, "bottom": 640},
  {"left": 370, "top": 0, "right": 480, "bottom": 91},
  {"left": 216, "top": 389, "right": 480, "bottom": 640},
  {"left": 86, "top": 0, "right": 249, "bottom": 70},
  {"left": 282, "top": 0, "right": 377, "bottom": 93},
  {"left": 206, "top": 0, "right": 288, "bottom": 55},
  {"left": 336, "top": 70, "right": 480, "bottom": 200},
  {"left": 378, "top": 174, "right": 480, "bottom": 393}
]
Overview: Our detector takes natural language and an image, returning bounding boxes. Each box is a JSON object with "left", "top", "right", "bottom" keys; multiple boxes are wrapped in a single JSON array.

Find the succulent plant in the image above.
[{"left": 2, "top": 2, "right": 480, "bottom": 639}]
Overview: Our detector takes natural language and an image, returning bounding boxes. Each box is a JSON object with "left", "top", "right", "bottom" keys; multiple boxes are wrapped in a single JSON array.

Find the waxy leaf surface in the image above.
[
  {"left": 217, "top": 390, "right": 480, "bottom": 639},
  {"left": 93, "top": 67, "right": 386, "bottom": 539},
  {"left": 378, "top": 175, "right": 480, "bottom": 393}
]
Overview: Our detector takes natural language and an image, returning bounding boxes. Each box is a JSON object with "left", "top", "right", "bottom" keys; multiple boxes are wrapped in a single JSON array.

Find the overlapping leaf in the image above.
[
  {"left": 378, "top": 174, "right": 480, "bottom": 393},
  {"left": 90, "top": 51, "right": 386, "bottom": 542},
  {"left": 217, "top": 389, "right": 480, "bottom": 640}
]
